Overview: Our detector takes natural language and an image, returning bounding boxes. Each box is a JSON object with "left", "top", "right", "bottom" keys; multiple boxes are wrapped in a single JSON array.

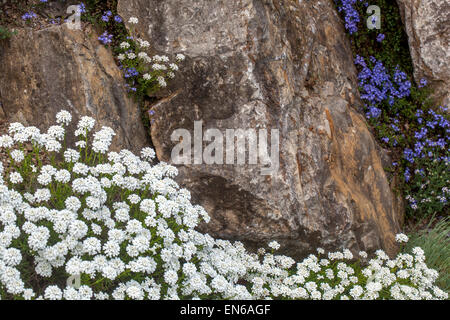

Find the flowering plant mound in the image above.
[
  {"left": 96, "top": 14, "right": 186, "bottom": 97},
  {"left": 113, "top": 21, "right": 185, "bottom": 96},
  {"left": 334, "top": 0, "right": 449, "bottom": 219},
  {"left": 0, "top": 111, "right": 447, "bottom": 300}
]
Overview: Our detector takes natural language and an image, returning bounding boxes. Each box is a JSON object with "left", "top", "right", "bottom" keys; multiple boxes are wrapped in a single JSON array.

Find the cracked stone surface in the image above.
[
  {"left": 0, "top": 23, "right": 149, "bottom": 154},
  {"left": 397, "top": 0, "right": 450, "bottom": 106},
  {"left": 116, "top": 0, "right": 401, "bottom": 258}
]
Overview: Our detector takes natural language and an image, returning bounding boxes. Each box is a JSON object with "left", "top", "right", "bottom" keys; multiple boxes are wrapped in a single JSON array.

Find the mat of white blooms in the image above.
[{"left": 0, "top": 111, "right": 447, "bottom": 300}]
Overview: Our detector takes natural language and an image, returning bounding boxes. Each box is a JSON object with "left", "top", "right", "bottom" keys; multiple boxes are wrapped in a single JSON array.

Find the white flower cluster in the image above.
[
  {"left": 128, "top": 17, "right": 139, "bottom": 25},
  {"left": 0, "top": 111, "right": 447, "bottom": 300},
  {"left": 114, "top": 19, "right": 184, "bottom": 90}
]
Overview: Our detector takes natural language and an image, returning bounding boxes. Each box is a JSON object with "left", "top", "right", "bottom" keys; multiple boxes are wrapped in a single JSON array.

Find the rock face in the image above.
[
  {"left": 0, "top": 23, "right": 148, "bottom": 153},
  {"left": 397, "top": 0, "right": 450, "bottom": 106},
  {"left": 118, "top": 0, "right": 402, "bottom": 257}
]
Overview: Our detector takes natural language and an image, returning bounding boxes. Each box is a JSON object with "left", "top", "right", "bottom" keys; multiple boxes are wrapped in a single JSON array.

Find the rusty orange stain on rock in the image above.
[{"left": 324, "top": 108, "right": 334, "bottom": 140}]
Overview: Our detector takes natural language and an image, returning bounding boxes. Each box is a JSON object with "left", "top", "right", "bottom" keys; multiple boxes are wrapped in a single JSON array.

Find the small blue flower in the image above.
[
  {"left": 376, "top": 33, "right": 385, "bottom": 43},
  {"left": 98, "top": 31, "right": 113, "bottom": 45},
  {"left": 78, "top": 3, "right": 86, "bottom": 14},
  {"left": 101, "top": 11, "right": 113, "bottom": 22},
  {"left": 22, "top": 11, "right": 37, "bottom": 20},
  {"left": 335, "top": 0, "right": 365, "bottom": 34},
  {"left": 419, "top": 78, "right": 427, "bottom": 88},
  {"left": 404, "top": 168, "right": 411, "bottom": 182},
  {"left": 391, "top": 124, "right": 400, "bottom": 132},
  {"left": 124, "top": 67, "right": 139, "bottom": 78}
]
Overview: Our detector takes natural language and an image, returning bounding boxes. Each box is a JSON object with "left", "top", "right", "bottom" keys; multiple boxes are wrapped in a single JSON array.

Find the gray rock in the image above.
[
  {"left": 118, "top": 0, "right": 402, "bottom": 258},
  {"left": 36, "top": 0, "right": 81, "bottom": 19},
  {"left": 397, "top": 0, "right": 450, "bottom": 106},
  {"left": 0, "top": 24, "right": 149, "bottom": 154}
]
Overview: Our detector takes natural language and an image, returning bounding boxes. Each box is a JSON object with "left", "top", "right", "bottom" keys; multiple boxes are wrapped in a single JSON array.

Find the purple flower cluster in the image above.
[
  {"left": 403, "top": 107, "right": 449, "bottom": 211},
  {"left": 98, "top": 31, "right": 113, "bottom": 45},
  {"left": 78, "top": 3, "right": 87, "bottom": 14},
  {"left": 377, "top": 33, "right": 385, "bottom": 43},
  {"left": 101, "top": 11, "right": 112, "bottom": 22},
  {"left": 22, "top": 11, "right": 37, "bottom": 21},
  {"left": 49, "top": 18, "right": 61, "bottom": 25},
  {"left": 355, "top": 55, "right": 411, "bottom": 118},
  {"left": 335, "top": 0, "right": 365, "bottom": 34},
  {"left": 100, "top": 10, "right": 122, "bottom": 24},
  {"left": 124, "top": 83, "right": 137, "bottom": 92},
  {"left": 124, "top": 67, "right": 139, "bottom": 79},
  {"left": 403, "top": 108, "right": 449, "bottom": 168},
  {"left": 336, "top": 0, "right": 449, "bottom": 216},
  {"left": 418, "top": 78, "right": 428, "bottom": 88}
]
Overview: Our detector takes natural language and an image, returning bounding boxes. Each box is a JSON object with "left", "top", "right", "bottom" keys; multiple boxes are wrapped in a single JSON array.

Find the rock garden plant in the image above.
[
  {"left": 0, "top": 111, "right": 447, "bottom": 300},
  {"left": 335, "top": 0, "right": 449, "bottom": 220}
]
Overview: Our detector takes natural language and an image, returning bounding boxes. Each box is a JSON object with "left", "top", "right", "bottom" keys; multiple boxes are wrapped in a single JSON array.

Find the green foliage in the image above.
[
  {"left": 337, "top": 0, "right": 449, "bottom": 220},
  {"left": 352, "top": 0, "right": 412, "bottom": 73},
  {"left": 0, "top": 26, "right": 17, "bottom": 40},
  {"left": 405, "top": 218, "right": 450, "bottom": 293}
]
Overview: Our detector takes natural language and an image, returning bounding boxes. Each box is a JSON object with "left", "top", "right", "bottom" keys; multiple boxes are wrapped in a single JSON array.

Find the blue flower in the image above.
[
  {"left": 376, "top": 33, "right": 385, "bottom": 43},
  {"left": 101, "top": 11, "right": 111, "bottom": 22},
  {"left": 403, "top": 149, "right": 415, "bottom": 163},
  {"left": 98, "top": 31, "right": 113, "bottom": 45},
  {"left": 404, "top": 167, "right": 411, "bottom": 182},
  {"left": 356, "top": 56, "right": 412, "bottom": 109},
  {"left": 391, "top": 124, "right": 400, "bottom": 132},
  {"left": 78, "top": 3, "right": 86, "bottom": 14},
  {"left": 124, "top": 67, "right": 139, "bottom": 78},
  {"left": 22, "top": 11, "right": 37, "bottom": 20},
  {"left": 335, "top": 0, "right": 365, "bottom": 34},
  {"left": 365, "top": 106, "right": 381, "bottom": 119},
  {"left": 419, "top": 78, "right": 428, "bottom": 88}
]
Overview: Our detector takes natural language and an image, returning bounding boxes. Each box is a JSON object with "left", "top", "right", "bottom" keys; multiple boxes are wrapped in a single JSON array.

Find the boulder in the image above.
[
  {"left": 0, "top": 23, "right": 149, "bottom": 154},
  {"left": 118, "top": 0, "right": 402, "bottom": 257},
  {"left": 397, "top": 0, "right": 450, "bottom": 106}
]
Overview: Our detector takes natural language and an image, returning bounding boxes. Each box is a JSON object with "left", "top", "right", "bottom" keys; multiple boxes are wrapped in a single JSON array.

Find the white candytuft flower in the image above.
[
  {"left": 0, "top": 110, "right": 446, "bottom": 301},
  {"left": 11, "top": 150, "right": 25, "bottom": 163},
  {"left": 9, "top": 172, "right": 23, "bottom": 184},
  {"left": 128, "top": 17, "right": 138, "bottom": 24},
  {"left": 157, "top": 76, "right": 167, "bottom": 88},
  {"left": 56, "top": 110, "right": 72, "bottom": 126},
  {"left": 268, "top": 240, "right": 280, "bottom": 250},
  {"left": 141, "top": 147, "right": 155, "bottom": 160},
  {"left": 120, "top": 42, "right": 130, "bottom": 49},
  {"left": 0, "top": 134, "right": 14, "bottom": 148},
  {"left": 395, "top": 233, "right": 409, "bottom": 243},
  {"left": 75, "top": 116, "right": 96, "bottom": 137}
]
